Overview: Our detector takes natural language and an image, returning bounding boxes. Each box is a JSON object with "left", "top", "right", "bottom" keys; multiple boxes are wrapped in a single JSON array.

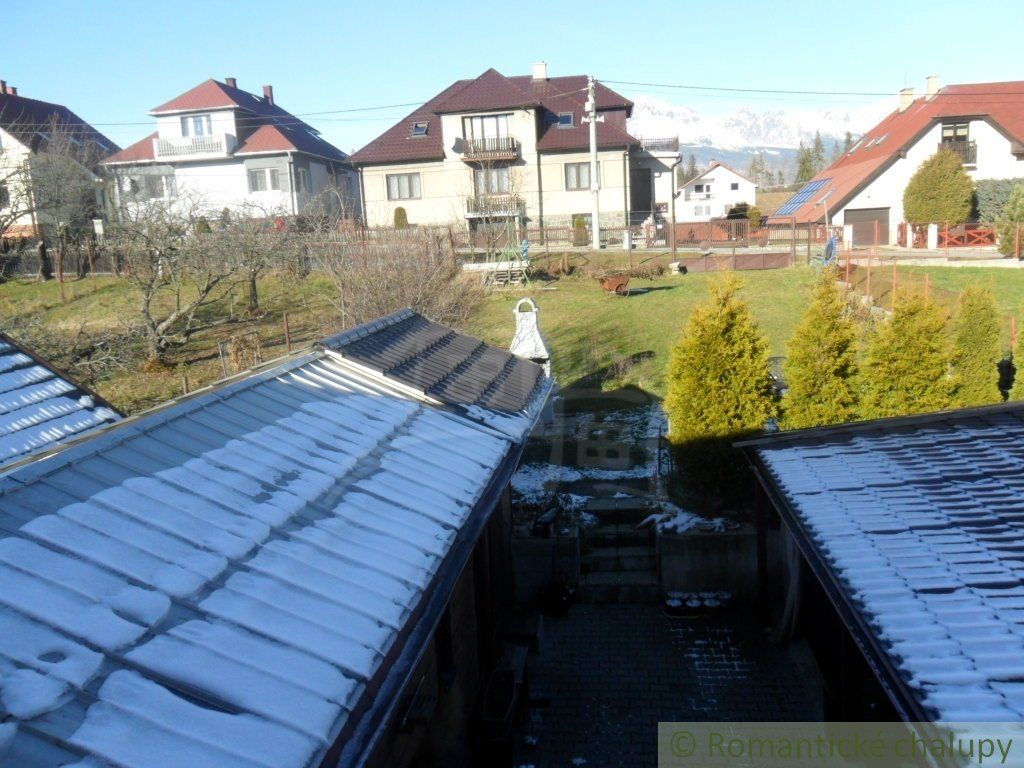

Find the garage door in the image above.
[{"left": 844, "top": 208, "right": 890, "bottom": 246}]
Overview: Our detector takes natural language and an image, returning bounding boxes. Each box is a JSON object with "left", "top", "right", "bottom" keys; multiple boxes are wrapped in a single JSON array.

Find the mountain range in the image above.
[{"left": 626, "top": 95, "right": 893, "bottom": 179}]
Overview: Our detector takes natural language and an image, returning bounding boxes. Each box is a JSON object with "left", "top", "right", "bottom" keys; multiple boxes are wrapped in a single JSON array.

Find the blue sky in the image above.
[{"left": 4, "top": 0, "right": 1020, "bottom": 153}]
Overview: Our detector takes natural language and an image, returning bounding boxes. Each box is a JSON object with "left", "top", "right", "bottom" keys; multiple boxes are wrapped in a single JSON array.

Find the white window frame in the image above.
[
  {"left": 557, "top": 112, "right": 574, "bottom": 129},
  {"left": 248, "top": 169, "right": 267, "bottom": 193},
  {"left": 565, "top": 161, "right": 597, "bottom": 191},
  {"left": 296, "top": 167, "right": 310, "bottom": 194},
  {"left": 474, "top": 166, "right": 510, "bottom": 195},
  {"left": 181, "top": 114, "right": 213, "bottom": 137},
  {"left": 386, "top": 172, "right": 421, "bottom": 200}
]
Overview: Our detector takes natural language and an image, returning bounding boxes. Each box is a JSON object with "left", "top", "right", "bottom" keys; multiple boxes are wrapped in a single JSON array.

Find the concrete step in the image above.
[
  {"left": 581, "top": 546, "right": 656, "bottom": 574},
  {"left": 586, "top": 524, "right": 654, "bottom": 548},
  {"left": 584, "top": 497, "right": 654, "bottom": 526},
  {"left": 577, "top": 570, "right": 661, "bottom": 604}
]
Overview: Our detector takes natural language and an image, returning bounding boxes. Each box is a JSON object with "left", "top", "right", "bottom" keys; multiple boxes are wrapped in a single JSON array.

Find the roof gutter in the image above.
[{"left": 740, "top": 446, "right": 932, "bottom": 723}]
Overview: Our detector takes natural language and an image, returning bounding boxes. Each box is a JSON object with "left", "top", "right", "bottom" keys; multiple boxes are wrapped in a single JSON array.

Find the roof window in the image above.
[
  {"left": 557, "top": 112, "right": 574, "bottom": 129},
  {"left": 411, "top": 121, "right": 429, "bottom": 137}
]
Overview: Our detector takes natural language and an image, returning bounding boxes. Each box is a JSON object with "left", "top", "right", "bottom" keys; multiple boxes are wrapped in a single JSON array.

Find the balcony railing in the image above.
[
  {"left": 463, "top": 136, "right": 520, "bottom": 162},
  {"left": 685, "top": 192, "right": 713, "bottom": 201},
  {"left": 939, "top": 139, "right": 977, "bottom": 165},
  {"left": 154, "top": 134, "right": 231, "bottom": 158},
  {"left": 640, "top": 137, "right": 680, "bottom": 153},
  {"left": 465, "top": 194, "right": 525, "bottom": 217}
]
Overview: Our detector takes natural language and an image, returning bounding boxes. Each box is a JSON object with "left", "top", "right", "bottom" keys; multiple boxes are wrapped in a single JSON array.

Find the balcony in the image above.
[
  {"left": 465, "top": 194, "right": 525, "bottom": 218},
  {"left": 640, "top": 137, "right": 680, "bottom": 153},
  {"left": 685, "top": 192, "right": 714, "bottom": 201},
  {"left": 463, "top": 136, "right": 520, "bottom": 162},
  {"left": 939, "top": 139, "right": 977, "bottom": 165},
  {"left": 154, "top": 133, "right": 233, "bottom": 159}
]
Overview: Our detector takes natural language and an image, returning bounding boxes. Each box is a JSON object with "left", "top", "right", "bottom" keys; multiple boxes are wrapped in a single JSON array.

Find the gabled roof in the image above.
[
  {"left": 742, "top": 402, "right": 1024, "bottom": 721},
  {"left": 103, "top": 79, "right": 349, "bottom": 166},
  {"left": 680, "top": 161, "right": 755, "bottom": 188},
  {"left": 350, "top": 69, "right": 636, "bottom": 165},
  {"left": 0, "top": 91, "right": 119, "bottom": 159},
  {"left": 771, "top": 80, "right": 1024, "bottom": 223},
  {"left": 0, "top": 332, "right": 120, "bottom": 469},
  {"left": 0, "top": 314, "right": 549, "bottom": 768}
]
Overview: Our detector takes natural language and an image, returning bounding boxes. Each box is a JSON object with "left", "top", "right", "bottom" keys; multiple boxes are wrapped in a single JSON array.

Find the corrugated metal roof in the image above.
[
  {"left": 0, "top": 347, "right": 533, "bottom": 767},
  {"left": 747, "top": 404, "right": 1024, "bottom": 721},
  {"left": 322, "top": 309, "right": 548, "bottom": 422},
  {"left": 0, "top": 334, "right": 120, "bottom": 469}
]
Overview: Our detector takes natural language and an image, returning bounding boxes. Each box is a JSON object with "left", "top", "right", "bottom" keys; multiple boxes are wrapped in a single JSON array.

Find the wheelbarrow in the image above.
[{"left": 597, "top": 272, "right": 630, "bottom": 295}]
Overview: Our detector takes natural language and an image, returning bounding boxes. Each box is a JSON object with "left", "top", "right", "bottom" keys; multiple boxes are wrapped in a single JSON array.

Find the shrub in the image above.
[
  {"left": 902, "top": 149, "right": 974, "bottom": 226},
  {"left": 951, "top": 286, "right": 1002, "bottom": 406},
  {"left": 861, "top": 290, "right": 955, "bottom": 418},
  {"left": 782, "top": 269, "right": 859, "bottom": 428},
  {"left": 572, "top": 215, "right": 589, "bottom": 246},
  {"left": 393, "top": 206, "right": 409, "bottom": 229},
  {"left": 1012, "top": 315, "right": 1024, "bottom": 400},
  {"left": 664, "top": 275, "right": 775, "bottom": 499},
  {"left": 975, "top": 178, "right": 1024, "bottom": 223},
  {"left": 996, "top": 183, "right": 1024, "bottom": 258}
]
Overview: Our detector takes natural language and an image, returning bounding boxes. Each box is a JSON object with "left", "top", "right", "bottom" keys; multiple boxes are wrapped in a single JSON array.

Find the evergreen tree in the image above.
[
  {"left": 830, "top": 140, "right": 841, "bottom": 164},
  {"left": 685, "top": 154, "right": 698, "bottom": 182},
  {"left": 951, "top": 286, "right": 1002, "bottom": 406},
  {"left": 902, "top": 149, "right": 974, "bottom": 226},
  {"left": 861, "top": 291, "right": 955, "bottom": 418},
  {"left": 996, "top": 183, "right": 1024, "bottom": 257},
  {"left": 843, "top": 131, "right": 854, "bottom": 153},
  {"left": 811, "top": 131, "right": 827, "bottom": 174},
  {"left": 795, "top": 142, "right": 816, "bottom": 183},
  {"left": 665, "top": 276, "right": 776, "bottom": 496},
  {"left": 782, "top": 269, "right": 859, "bottom": 429},
  {"left": 1012, "top": 315, "right": 1024, "bottom": 400},
  {"left": 776, "top": 169, "right": 785, "bottom": 186}
]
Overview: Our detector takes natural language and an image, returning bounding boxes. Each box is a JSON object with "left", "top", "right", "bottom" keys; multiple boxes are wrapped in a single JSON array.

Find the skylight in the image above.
[
  {"left": 411, "top": 121, "right": 429, "bottom": 137},
  {"left": 557, "top": 112, "right": 574, "bottom": 129}
]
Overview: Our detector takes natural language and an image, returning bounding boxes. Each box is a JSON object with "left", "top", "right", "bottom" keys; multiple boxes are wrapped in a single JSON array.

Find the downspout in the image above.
[
  {"left": 669, "top": 156, "right": 682, "bottom": 260},
  {"left": 535, "top": 151, "right": 544, "bottom": 230},
  {"left": 622, "top": 149, "right": 629, "bottom": 229},
  {"left": 358, "top": 166, "right": 367, "bottom": 227},
  {"left": 288, "top": 152, "right": 299, "bottom": 215}
]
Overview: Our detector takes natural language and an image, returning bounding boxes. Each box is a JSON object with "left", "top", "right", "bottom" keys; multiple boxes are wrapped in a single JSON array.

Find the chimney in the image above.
[
  {"left": 262, "top": 84, "right": 274, "bottom": 105},
  {"left": 8, "top": 86, "right": 16, "bottom": 97},
  {"left": 0, "top": 81, "right": 6, "bottom": 95},
  {"left": 225, "top": 77, "right": 237, "bottom": 89},
  {"left": 899, "top": 87, "right": 915, "bottom": 113},
  {"left": 926, "top": 75, "right": 939, "bottom": 100},
  {"left": 531, "top": 62, "right": 547, "bottom": 81}
]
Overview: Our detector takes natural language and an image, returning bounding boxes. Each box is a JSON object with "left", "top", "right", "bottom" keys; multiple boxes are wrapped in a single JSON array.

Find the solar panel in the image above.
[{"left": 774, "top": 179, "right": 830, "bottom": 216}]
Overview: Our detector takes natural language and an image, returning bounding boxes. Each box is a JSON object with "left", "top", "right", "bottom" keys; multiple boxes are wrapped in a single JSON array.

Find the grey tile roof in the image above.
[
  {"left": 0, "top": 334, "right": 120, "bottom": 469},
  {"left": 0, "top": 346, "right": 534, "bottom": 768},
  {"left": 746, "top": 404, "right": 1024, "bottom": 721},
  {"left": 322, "top": 309, "right": 547, "bottom": 417}
]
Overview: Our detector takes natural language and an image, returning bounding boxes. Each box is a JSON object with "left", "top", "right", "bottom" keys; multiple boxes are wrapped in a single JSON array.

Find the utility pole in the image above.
[{"left": 583, "top": 76, "right": 604, "bottom": 250}]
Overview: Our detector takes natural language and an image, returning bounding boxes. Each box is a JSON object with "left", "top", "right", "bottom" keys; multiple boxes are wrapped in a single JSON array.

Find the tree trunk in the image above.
[
  {"left": 247, "top": 270, "right": 259, "bottom": 316},
  {"left": 37, "top": 242, "right": 53, "bottom": 281}
]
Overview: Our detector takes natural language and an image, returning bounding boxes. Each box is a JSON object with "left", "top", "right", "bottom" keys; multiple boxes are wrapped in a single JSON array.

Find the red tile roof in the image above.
[
  {"left": 772, "top": 81, "right": 1024, "bottom": 223},
  {"left": 0, "top": 91, "right": 119, "bottom": 160},
  {"left": 350, "top": 69, "right": 636, "bottom": 165},
  {"left": 103, "top": 132, "right": 156, "bottom": 164},
  {"left": 234, "top": 124, "right": 350, "bottom": 162}
]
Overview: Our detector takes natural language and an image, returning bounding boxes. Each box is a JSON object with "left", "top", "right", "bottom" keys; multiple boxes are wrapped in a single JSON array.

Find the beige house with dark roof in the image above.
[
  {"left": 351, "top": 64, "right": 679, "bottom": 235},
  {"left": 102, "top": 78, "right": 359, "bottom": 219}
]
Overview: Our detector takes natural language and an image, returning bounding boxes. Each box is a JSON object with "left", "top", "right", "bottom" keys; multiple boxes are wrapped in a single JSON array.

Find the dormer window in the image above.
[
  {"left": 557, "top": 112, "right": 574, "bottom": 129},
  {"left": 411, "top": 121, "right": 429, "bottom": 137},
  {"left": 181, "top": 114, "right": 212, "bottom": 137}
]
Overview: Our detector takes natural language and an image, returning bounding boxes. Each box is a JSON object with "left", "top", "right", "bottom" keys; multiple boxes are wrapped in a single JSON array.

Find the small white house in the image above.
[
  {"left": 102, "top": 78, "right": 359, "bottom": 220},
  {"left": 677, "top": 162, "right": 756, "bottom": 221}
]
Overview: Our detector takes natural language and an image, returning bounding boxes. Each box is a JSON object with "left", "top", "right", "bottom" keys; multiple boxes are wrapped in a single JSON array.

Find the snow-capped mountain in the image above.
[{"left": 627, "top": 95, "right": 892, "bottom": 177}]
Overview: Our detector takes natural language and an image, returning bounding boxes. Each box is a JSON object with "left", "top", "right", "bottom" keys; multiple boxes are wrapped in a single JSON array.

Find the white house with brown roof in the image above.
[
  {"left": 350, "top": 63, "right": 680, "bottom": 235},
  {"left": 771, "top": 77, "right": 1024, "bottom": 245},
  {"left": 102, "top": 78, "right": 359, "bottom": 219},
  {"left": 677, "top": 162, "right": 756, "bottom": 221}
]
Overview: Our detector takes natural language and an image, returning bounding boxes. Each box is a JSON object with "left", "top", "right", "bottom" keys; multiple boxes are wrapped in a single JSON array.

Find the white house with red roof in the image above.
[
  {"left": 350, "top": 63, "right": 680, "bottom": 234},
  {"left": 102, "top": 78, "right": 358, "bottom": 219},
  {"left": 678, "top": 162, "right": 756, "bottom": 221},
  {"left": 771, "top": 77, "right": 1024, "bottom": 246}
]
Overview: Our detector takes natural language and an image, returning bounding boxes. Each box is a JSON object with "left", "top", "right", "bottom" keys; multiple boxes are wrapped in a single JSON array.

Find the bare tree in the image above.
[
  {"left": 112, "top": 195, "right": 237, "bottom": 362},
  {"left": 212, "top": 202, "right": 293, "bottom": 316}
]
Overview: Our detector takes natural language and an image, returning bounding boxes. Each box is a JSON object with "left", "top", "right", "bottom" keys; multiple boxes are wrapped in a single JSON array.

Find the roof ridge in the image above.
[{"left": 319, "top": 308, "right": 419, "bottom": 349}]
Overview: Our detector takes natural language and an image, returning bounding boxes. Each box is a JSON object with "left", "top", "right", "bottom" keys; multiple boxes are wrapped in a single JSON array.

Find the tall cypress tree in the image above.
[
  {"left": 665, "top": 276, "right": 776, "bottom": 496},
  {"left": 1011, "top": 313, "right": 1024, "bottom": 400},
  {"left": 861, "top": 291, "right": 955, "bottom": 418},
  {"left": 952, "top": 286, "right": 1002, "bottom": 407},
  {"left": 782, "top": 269, "right": 859, "bottom": 429}
]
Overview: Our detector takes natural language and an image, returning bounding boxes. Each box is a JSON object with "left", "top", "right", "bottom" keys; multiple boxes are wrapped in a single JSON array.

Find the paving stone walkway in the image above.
[{"left": 512, "top": 604, "right": 823, "bottom": 768}]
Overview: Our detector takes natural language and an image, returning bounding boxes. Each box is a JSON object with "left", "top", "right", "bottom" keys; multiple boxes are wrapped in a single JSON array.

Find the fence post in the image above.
[
  {"left": 844, "top": 245, "right": 851, "bottom": 284},
  {"left": 56, "top": 246, "right": 65, "bottom": 302},
  {"left": 181, "top": 373, "right": 189, "bottom": 396},
  {"left": 866, "top": 251, "right": 872, "bottom": 303},
  {"left": 283, "top": 312, "right": 292, "bottom": 353},
  {"left": 806, "top": 224, "right": 811, "bottom": 264}
]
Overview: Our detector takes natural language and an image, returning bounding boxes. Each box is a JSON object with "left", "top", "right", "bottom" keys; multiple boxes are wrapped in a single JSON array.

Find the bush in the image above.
[
  {"left": 861, "top": 290, "right": 955, "bottom": 418},
  {"left": 996, "top": 183, "right": 1024, "bottom": 257},
  {"left": 902, "top": 149, "right": 974, "bottom": 226},
  {"left": 975, "top": 178, "right": 1024, "bottom": 223},
  {"left": 393, "top": 207, "right": 409, "bottom": 229},
  {"left": 572, "top": 215, "right": 589, "bottom": 246},
  {"left": 664, "top": 275, "right": 775, "bottom": 500},
  {"left": 782, "top": 269, "right": 859, "bottom": 428}
]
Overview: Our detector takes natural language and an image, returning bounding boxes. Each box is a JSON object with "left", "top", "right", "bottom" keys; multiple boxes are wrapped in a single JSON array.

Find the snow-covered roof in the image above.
[
  {"left": 0, "top": 346, "right": 534, "bottom": 767},
  {"left": 0, "top": 334, "right": 120, "bottom": 469},
  {"left": 743, "top": 404, "right": 1024, "bottom": 721}
]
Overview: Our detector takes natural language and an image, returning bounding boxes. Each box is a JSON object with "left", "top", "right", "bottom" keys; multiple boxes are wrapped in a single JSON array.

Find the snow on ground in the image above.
[{"left": 511, "top": 463, "right": 654, "bottom": 505}]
